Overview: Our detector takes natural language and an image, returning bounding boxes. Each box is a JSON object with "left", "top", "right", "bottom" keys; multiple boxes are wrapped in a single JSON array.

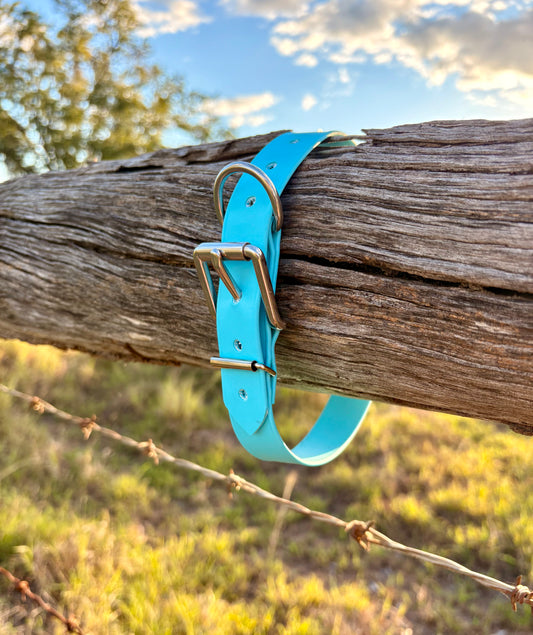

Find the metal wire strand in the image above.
[
  {"left": 0, "top": 383, "right": 531, "bottom": 615},
  {"left": 0, "top": 566, "right": 83, "bottom": 634}
]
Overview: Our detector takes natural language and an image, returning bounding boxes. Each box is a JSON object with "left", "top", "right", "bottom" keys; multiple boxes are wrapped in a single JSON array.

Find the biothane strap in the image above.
[{"left": 194, "top": 131, "right": 371, "bottom": 465}]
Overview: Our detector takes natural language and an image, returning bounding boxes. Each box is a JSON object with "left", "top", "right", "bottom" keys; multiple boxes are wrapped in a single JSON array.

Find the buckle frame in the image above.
[
  {"left": 193, "top": 241, "right": 285, "bottom": 330},
  {"left": 213, "top": 161, "right": 283, "bottom": 231}
]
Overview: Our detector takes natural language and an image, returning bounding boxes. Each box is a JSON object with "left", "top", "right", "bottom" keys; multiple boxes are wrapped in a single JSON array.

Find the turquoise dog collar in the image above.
[{"left": 194, "top": 131, "right": 371, "bottom": 465}]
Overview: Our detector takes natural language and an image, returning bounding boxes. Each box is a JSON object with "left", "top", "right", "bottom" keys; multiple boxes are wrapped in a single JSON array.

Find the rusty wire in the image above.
[
  {"left": 0, "top": 382, "right": 532, "bottom": 615},
  {"left": 0, "top": 566, "right": 83, "bottom": 634}
]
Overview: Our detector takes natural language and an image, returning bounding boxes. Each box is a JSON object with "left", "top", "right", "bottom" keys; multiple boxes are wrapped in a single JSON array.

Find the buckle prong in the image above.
[{"left": 210, "top": 247, "right": 241, "bottom": 301}]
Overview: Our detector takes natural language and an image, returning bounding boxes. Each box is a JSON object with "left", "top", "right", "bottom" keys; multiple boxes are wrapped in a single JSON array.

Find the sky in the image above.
[
  {"left": 13, "top": 0, "right": 533, "bottom": 150},
  {"left": 128, "top": 0, "right": 533, "bottom": 146}
]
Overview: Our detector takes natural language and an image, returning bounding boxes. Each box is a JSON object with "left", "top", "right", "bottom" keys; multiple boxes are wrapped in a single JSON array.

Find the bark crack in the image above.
[{"left": 280, "top": 253, "right": 533, "bottom": 299}]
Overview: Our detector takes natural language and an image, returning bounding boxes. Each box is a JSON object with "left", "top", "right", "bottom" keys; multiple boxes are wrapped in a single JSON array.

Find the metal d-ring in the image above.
[{"left": 213, "top": 161, "right": 283, "bottom": 231}]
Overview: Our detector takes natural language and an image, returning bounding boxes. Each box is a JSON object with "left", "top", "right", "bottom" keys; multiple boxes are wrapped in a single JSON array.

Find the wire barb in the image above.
[
  {"left": 0, "top": 566, "right": 84, "bottom": 634},
  {"left": 139, "top": 438, "right": 159, "bottom": 464},
  {"left": 30, "top": 396, "right": 45, "bottom": 414},
  {"left": 0, "top": 382, "right": 532, "bottom": 616},
  {"left": 79, "top": 415, "right": 97, "bottom": 440},
  {"left": 15, "top": 578, "right": 30, "bottom": 598},
  {"left": 345, "top": 519, "right": 375, "bottom": 551},
  {"left": 510, "top": 575, "right": 533, "bottom": 613},
  {"left": 226, "top": 469, "right": 242, "bottom": 498}
]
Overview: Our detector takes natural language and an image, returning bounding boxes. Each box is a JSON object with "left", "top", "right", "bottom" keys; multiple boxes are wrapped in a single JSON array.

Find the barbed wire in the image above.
[
  {"left": 0, "top": 382, "right": 532, "bottom": 616},
  {"left": 0, "top": 565, "right": 84, "bottom": 634}
]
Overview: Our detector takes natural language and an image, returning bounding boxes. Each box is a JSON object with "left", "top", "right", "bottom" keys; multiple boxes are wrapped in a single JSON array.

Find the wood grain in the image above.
[{"left": 0, "top": 120, "right": 531, "bottom": 433}]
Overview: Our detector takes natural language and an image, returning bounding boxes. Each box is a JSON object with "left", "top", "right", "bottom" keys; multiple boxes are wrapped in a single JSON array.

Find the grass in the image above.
[{"left": 0, "top": 338, "right": 531, "bottom": 634}]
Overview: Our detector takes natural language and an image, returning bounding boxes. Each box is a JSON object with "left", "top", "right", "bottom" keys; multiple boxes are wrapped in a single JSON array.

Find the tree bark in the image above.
[{"left": 0, "top": 119, "right": 532, "bottom": 433}]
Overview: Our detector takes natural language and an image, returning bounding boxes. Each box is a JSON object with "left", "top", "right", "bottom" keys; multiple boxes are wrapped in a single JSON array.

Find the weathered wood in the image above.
[{"left": 0, "top": 119, "right": 532, "bottom": 433}]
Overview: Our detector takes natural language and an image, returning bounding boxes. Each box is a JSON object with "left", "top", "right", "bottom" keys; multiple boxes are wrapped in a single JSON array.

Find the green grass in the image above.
[{"left": 0, "top": 338, "right": 531, "bottom": 634}]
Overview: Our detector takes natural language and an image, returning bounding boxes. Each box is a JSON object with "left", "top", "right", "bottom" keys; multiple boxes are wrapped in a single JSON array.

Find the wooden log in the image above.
[{"left": 0, "top": 119, "right": 532, "bottom": 433}]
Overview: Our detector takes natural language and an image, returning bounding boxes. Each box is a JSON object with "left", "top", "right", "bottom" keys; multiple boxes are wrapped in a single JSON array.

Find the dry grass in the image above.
[{"left": 0, "top": 339, "right": 531, "bottom": 634}]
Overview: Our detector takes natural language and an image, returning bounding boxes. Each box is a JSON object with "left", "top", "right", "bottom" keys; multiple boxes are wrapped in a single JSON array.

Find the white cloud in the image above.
[
  {"left": 295, "top": 53, "right": 318, "bottom": 67},
  {"left": 268, "top": 0, "right": 533, "bottom": 106},
  {"left": 245, "top": 114, "right": 273, "bottom": 127},
  {"left": 203, "top": 92, "right": 278, "bottom": 116},
  {"left": 220, "top": 0, "right": 309, "bottom": 19},
  {"left": 466, "top": 92, "right": 500, "bottom": 107},
  {"left": 270, "top": 36, "right": 300, "bottom": 56},
  {"left": 329, "top": 52, "right": 366, "bottom": 64},
  {"left": 323, "top": 67, "right": 357, "bottom": 99},
  {"left": 301, "top": 93, "right": 317, "bottom": 110},
  {"left": 403, "top": 9, "right": 533, "bottom": 102},
  {"left": 203, "top": 92, "right": 280, "bottom": 128},
  {"left": 134, "top": 0, "right": 211, "bottom": 37},
  {"left": 338, "top": 68, "right": 350, "bottom": 84}
]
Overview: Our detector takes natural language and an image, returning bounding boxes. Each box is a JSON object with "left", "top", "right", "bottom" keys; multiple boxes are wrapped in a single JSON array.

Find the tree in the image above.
[{"left": 0, "top": 0, "right": 229, "bottom": 174}]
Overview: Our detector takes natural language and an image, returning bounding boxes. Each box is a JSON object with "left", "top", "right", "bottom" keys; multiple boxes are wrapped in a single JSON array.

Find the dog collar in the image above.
[{"left": 194, "top": 131, "right": 371, "bottom": 465}]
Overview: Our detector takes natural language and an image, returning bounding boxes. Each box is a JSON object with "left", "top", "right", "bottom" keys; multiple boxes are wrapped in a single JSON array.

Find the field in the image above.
[{"left": 0, "top": 339, "right": 531, "bottom": 634}]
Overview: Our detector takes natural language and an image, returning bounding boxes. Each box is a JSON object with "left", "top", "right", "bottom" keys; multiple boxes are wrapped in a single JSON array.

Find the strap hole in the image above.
[
  {"left": 266, "top": 162, "right": 277, "bottom": 170},
  {"left": 238, "top": 389, "right": 248, "bottom": 401},
  {"left": 234, "top": 339, "right": 243, "bottom": 351},
  {"left": 246, "top": 196, "right": 256, "bottom": 207}
]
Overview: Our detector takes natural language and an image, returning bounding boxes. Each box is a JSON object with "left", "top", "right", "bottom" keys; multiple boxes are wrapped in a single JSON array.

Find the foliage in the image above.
[
  {"left": 0, "top": 339, "right": 532, "bottom": 634},
  {"left": 0, "top": 0, "right": 228, "bottom": 175}
]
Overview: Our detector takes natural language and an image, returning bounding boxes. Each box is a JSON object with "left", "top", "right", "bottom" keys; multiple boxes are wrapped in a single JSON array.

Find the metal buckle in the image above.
[
  {"left": 213, "top": 161, "right": 283, "bottom": 231},
  {"left": 193, "top": 241, "right": 285, "bottom": 330}
]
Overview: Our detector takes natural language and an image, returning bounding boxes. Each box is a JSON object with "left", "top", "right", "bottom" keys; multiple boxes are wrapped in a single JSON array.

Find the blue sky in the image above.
[
  {"left": 16, "top": 0, "right": 533, "bottom": 149},
  {"left": 130, "top": 0, "right": 533, "bottom": 146}
]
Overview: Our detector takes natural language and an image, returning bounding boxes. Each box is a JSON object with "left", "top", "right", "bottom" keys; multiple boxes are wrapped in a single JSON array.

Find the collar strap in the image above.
[{"left": 194, "top": 131, "right": 371, "bottom": 465}]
